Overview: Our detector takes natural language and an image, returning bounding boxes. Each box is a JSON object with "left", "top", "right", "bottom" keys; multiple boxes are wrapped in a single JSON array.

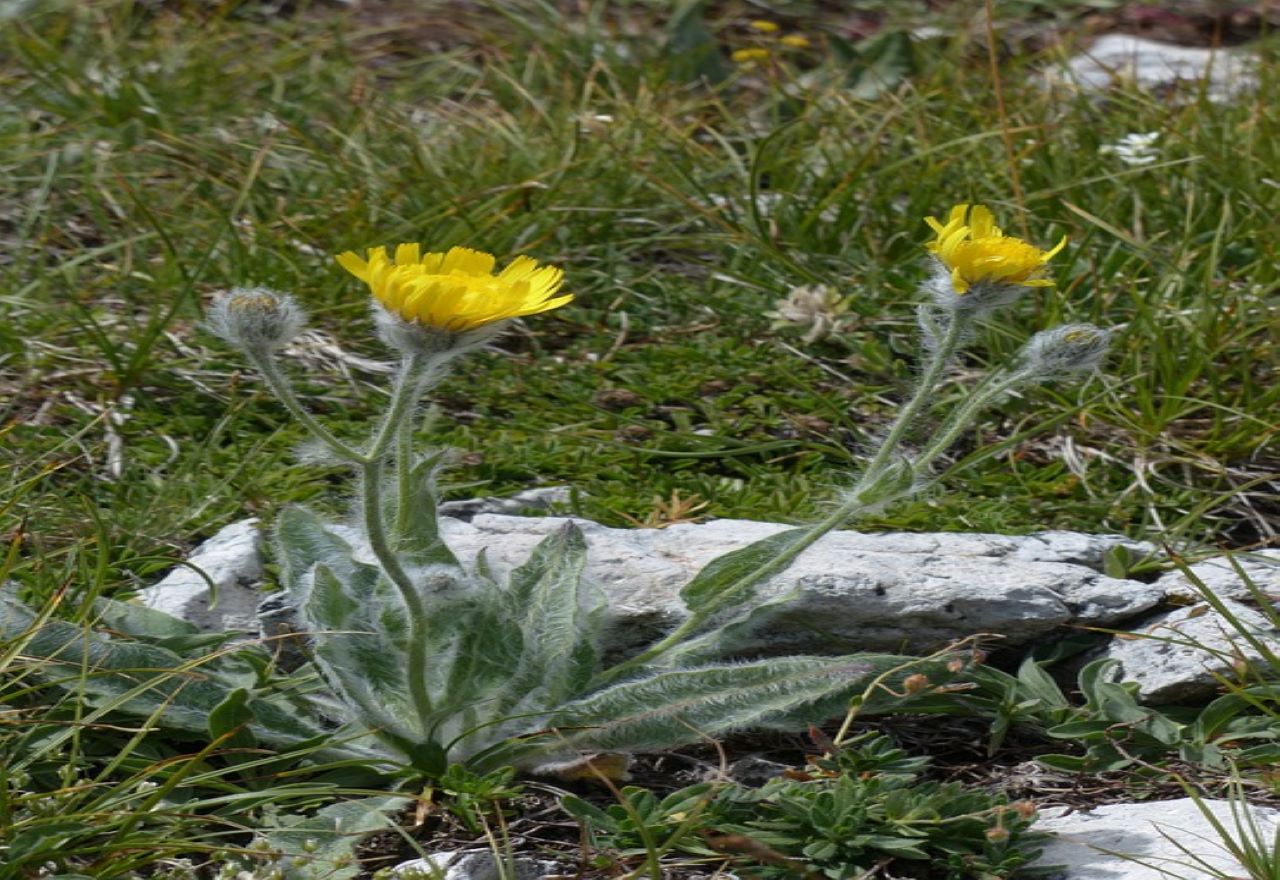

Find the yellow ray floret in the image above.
[
  {"left": 924, "top": 204, "right": 1067, "bottom": 295},
  {"left": 335, "top": 245, "right": 572, "bottom": 332}
]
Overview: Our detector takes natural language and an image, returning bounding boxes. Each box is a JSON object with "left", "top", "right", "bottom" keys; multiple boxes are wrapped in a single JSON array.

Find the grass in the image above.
[{"left": 1, "top": 0, "right": 1278, "bottom": 877}]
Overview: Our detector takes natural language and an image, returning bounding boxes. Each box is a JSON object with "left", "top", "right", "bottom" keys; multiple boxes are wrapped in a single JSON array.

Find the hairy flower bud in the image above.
[
  {"left": 207, "top": 288, "right": 306, "bottom": 354},
  {"left": 1019, "top": 323, "right": 1112, "bottom": 379}
]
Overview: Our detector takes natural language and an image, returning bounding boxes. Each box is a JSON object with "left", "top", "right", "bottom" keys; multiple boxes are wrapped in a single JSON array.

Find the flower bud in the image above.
[
  {"left": 902, "top": 673, "right": 931, "bottom": 695},
  {"left": 207, "top": 288, "right": 306, "bottom": 354},
  {"left": 1019, "top": 323, "right": 1111, "bottom": 379}
]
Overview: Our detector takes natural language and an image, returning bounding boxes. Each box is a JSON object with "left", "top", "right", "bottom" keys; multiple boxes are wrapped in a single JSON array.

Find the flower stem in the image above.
[
  {"left": 860, "top": 309, "right": 971, "bottom": 480},
  {"left": 914, "top": 367, "right": 1032, "bottom": 471},
  {"left": 249, "top": 351, "right": 366, "bottom": 464},
  {"left": 357, "top": 353, "right": 440, "bottom": 736}
]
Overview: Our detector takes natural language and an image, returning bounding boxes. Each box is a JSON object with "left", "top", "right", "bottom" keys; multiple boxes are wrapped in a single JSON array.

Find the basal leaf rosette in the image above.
[
  {"left": 337, "top": 244, "right": 572, "bottom": 352},
  {"left": 924, "top": 204, "right": 1067, "bottom": 311}
]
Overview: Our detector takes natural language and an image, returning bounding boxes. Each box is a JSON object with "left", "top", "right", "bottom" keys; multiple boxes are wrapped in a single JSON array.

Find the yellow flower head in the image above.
[
  {"left": 748, "top": 19, "right": 780, "bottom": 33},
  {"left": 780, "top": 34, "right": 811, "bottom": 49},
  {"left": 731, "top": 47, "right": 772, "bottom": 64},
  {"left": 335, "top": 244, "right": 572, "bottom": 332},
  {"left": 924, "top": 204, "right": 1067, "bottom": 296}
]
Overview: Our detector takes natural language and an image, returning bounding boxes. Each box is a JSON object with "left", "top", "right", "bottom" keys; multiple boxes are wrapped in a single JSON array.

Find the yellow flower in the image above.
[
  {"left": 731, "top": 47, "right": 772, "bottom": 64},
  {"left": 924, "top": 204, "right": 1067, "bottom": 295},
  {"left": 748, "top": 19, "right": 780, "bottom": 33},
  {"left": 335, "top": 244, "right": 572, "bottom": 332},
  {"left": 779, "top": 34, "right": 811, "bottom": 49}
]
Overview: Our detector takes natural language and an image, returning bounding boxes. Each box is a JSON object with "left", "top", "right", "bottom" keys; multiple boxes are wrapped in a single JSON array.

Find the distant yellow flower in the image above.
[
  {"left": 779, "top": 34, "right": 811, "bottom": 49},
  {"left": 731, "top": 47, "right": 772, "bottom": 64},
  {"left": 748, "top": 19, "right": 780, "bottom": 33},
  {"left": 335, "top": 244, "right": 571, "bottom": 332},
  {"left": 924, "top": 204, "right": 1066, "bottom": 295}
]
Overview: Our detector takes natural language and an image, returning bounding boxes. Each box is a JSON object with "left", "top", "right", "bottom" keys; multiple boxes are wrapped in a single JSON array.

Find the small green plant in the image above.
[
  {"left": 564, "top": 731, "right": 1048, "bottom": 879},
  {"left": 925, "top": 655, "right": 1280, "bottom": 773}
]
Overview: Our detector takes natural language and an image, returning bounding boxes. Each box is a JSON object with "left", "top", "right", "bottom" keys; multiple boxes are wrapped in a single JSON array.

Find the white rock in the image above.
[
  {"left": 1157, "top": 549, "right": 1280, "bottom": 606},
  {"left": 1103, "top": 599, "right": 1280, "bottom": 703},
  {"left": 391, "top": 850, "right": 562, "bottom": 880},
  {"left": 1055, "top": 34, "right": 1257, "bottom": 102},
  {"left": 1031, "top": 798, "right": 1280, "bottom": 880},
  {"left": 438, "top": 486, "right": 572, "bottom": 520},
  {"left": 136, "top": 518, "right": 264, "bottom": 632},
  {"left": 438, "top": 515, "right": 1162, "bottom": 654}
]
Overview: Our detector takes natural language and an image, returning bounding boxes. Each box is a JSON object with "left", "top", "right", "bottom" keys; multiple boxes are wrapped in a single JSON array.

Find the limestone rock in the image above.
[
  {"left": 1157, "top": 549, "right": 1280, "bottom": 606},
  {"left": 136, "top": 518, "right": 264, "bottom": 633},
  {"left": 1102, "top": 598, "right": 1280, "bottom": 703},
  {"left": 439, "top": 515, "right": 1163, "bottom": 655},
  {"left": 1055, "top": 34, "right": 1257, "bottom": 102},
  {"left": 391, "top": 850, "right": 562, "bottom": 880},
  {"left": 1031, "top": 798, "right": 1280, "bottom": 880},
  {"left": 438, "top": 485, "right": 571, "bottom": 521}
]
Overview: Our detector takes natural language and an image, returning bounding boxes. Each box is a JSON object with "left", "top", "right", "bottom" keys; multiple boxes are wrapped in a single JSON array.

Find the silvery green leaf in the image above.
[
  {"left": 677, "top": 526, "right": 808, "bottom": 628},
  {"left": 538, "top": 654, "right": 903, "bottom": 756},
  {"left": 425, "top": 593, "right": 525, "bottom": 751},
  {"left": 0, "top": 593, "right": 327, "bottom": 755},
  {"left": 499, "top": 523, "right": 604, "bottom": 708},
  {"left": 652, "top": 586, "right": 804, "bottom": 668},
  {"left": 91, "top": 596, "right": 199, "bottom": 639},
  {"left": 305, "top": 564, "right": 418, "bottom": 744},
  {"left": 275, "top": 505, "right": 362, "bottom": 606},
  {"left": 394, "top": 453, "right": 459, "bottom": 568}
]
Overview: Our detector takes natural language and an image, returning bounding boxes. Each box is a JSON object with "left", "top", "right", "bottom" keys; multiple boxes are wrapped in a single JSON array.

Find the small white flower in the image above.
[{"left": 1099, "top": 132, "right": 1161, "bottom": 166}]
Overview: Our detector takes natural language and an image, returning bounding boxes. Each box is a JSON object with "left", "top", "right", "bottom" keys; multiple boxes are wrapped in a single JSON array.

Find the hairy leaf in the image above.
[
  {"left": 0, "top": 593, "right": 326, "bottom": 748},
  {"left": 498, "top": 524, "right": 604, "bottom": 709},
  {"left": 395, "top": 454, "right": 459, "bottom": 568},
  {"left": 305, "top": 564, "right": 418, "bottom": 743},
  {"left": 678, "top": 527, "right": 808, "bottom": 625},
  {"left": 259, "top": 795, "right": 411, "bottom": 880},
  {"left": 539, "top": 654, "right": 903, "bottom": 755}
]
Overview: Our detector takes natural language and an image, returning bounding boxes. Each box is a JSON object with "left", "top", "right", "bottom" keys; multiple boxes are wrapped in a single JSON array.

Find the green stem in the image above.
[
  {"left": 860, "top": 309, "right": 971, "bottom": 479},
  {"left": 358, "top": 353, "right": 440, "bottom": 734},
  {"left": 914, "top": 367, "right": 1032, "bottom": 471},
  {"left": 249, "top": 351, "right": 366, "bottom": 464}
]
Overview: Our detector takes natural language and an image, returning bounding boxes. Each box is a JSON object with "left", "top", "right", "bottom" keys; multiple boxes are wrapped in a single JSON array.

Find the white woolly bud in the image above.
[
  {"left": 207, "top": 288, "right": 306, "bottom": 354},
  {"left": 1019, "top": 323, "right": 1112, "bottom": 379}
]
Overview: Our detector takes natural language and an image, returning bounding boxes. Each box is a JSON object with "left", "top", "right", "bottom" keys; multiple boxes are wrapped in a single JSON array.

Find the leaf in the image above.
[
  {"left": 208, "top": 687, "right": 256, "bottom": 751},
  {"left": 656, "top": 586, "right": 804, "bottom": 668},
  {"left": 1190, "top": 692, "right": 1252, "bottom": 742},
  {"left": 305, "top": 564, "right": 418, "bottom": 744},
  {"left": 259, "top": 795, "right": 411, "bottom": 880},
  {"left": 1015, "top": 655, "right": 1069, "bottom": 710},
  {"left": 679, "top": 527, "right": 808, "bottom": 621},
  {"left": 275, "top": 506, "right": 361, "bottom": 606},
  {"left": 0, "top": 593, "right": 327, "bottom": 754},
  {"left": 395, "top": 453, "right": 459, "bottom": 568},
  {"left": 497, "top": 523, "right": 604, "bottom": 709},
  {"left": 93, "top": 596, "right": 198, "bottom": 639},
  {"left": 537, "top": 654, "right": 904, "bottom": 757}
]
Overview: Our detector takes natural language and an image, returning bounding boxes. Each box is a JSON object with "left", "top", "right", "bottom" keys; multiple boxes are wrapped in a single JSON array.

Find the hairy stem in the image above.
[
  {"left": 249, "top": 351, "right": 366, "bottom": 463},
  {"left": 860, "top": 309, "right": 971, "bottom": 479},
  {"left": 358, "top": 353, "right": 439, "bottom": 733}
]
